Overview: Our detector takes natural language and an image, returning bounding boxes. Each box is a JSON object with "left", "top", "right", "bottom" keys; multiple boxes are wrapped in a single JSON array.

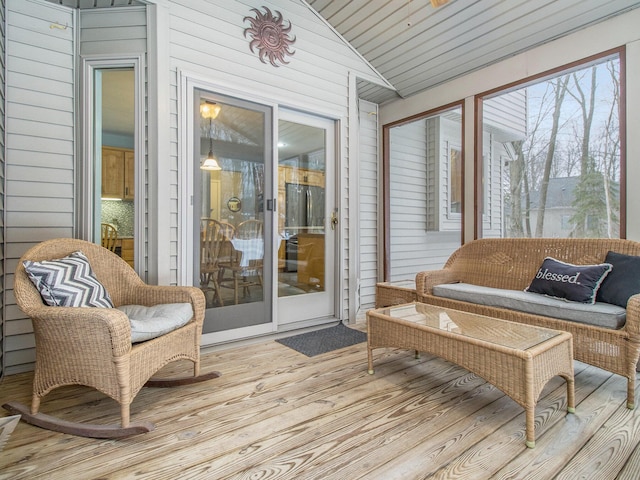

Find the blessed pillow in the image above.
[
  {"left": 596, "top": 251, "right": 640, "bottom": 307},
  {"left": 117, "top": 303, "right": 193, "bottom": 343},
  {"left": 23, "top": 251, "right": 114, "bottom": 308},
  {"left": 525, "top": 257, "right": 612, "bottom": 304}
]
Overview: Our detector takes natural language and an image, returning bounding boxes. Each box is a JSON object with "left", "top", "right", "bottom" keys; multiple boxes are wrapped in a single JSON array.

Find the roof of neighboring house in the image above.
[{"left": 529, "top": 177, "right": 580, "bottom": 209}]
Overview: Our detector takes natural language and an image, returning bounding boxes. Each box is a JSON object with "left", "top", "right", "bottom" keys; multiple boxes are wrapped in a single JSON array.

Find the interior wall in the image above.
[{"left": 380, "top": 8, "right": 640, "bottom": 242}]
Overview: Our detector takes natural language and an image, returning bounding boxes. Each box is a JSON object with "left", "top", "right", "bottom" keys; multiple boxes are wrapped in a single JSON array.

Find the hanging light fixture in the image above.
[
  {"left": 430, "top": 0, "right": 450, "bottom": 7},
  {"left": 200, "top": 102, "right": 222, "bottom": 171},
  {"left": 200, "top": 102, "right": 221, "bottom": 120}
]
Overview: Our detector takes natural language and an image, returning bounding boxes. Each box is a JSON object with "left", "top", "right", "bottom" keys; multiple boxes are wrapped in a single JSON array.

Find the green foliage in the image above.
[{"left": 569, "top": 167, "right": 619, "bottom": 238}]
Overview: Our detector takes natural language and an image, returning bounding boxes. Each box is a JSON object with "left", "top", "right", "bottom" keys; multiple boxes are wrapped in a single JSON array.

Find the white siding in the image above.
[
  {"left": 167, "top": 0, "right": 384, "bottom": 321},
  {"left": 2, "top": 3, "right": 148, "bottom": 374},
  {"left": 358, "top": 100, "right": 378, "bottom": 311},
  {"left": 79, "top": 6, "right": 148, "bottom": 277},
  {"left": 0, "top": 0, "right": 5, "bottom": 379},
  {"left": 1, "top": 0, "right": 386, "bottom": 371},
  {"left": 79, "top": 8, "right": 147, "bottom": 55},
  {"left": 389, "top": 117, "right": 461, "bottom": 281},
  {"left": 4, "top": 0, "right": 75, "bottom": 373},
  {"left": 484, "top": 90, "right": 527, "bottom": 142}
]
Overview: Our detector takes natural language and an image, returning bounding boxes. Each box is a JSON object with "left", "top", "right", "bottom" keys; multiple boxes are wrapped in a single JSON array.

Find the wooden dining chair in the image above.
[
  {"left": 101, "top": 223, "right": 118, "bottom": 252},
  {"left": 219, "top": 219, "right": 264, "bottom": 304}
]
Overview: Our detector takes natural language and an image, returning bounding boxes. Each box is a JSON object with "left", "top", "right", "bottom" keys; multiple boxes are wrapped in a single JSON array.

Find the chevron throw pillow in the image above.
[{"left": 23, "top": 251, "right": 114, "bottom": 308}]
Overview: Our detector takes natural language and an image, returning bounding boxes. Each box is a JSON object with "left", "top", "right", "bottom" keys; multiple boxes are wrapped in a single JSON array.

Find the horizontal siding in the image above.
[
  {"left": 79, "top": 8, "right": 147, "bottom": 55},
  {"left": 484, "top": 90, "right": 527, "bottom": 141},
  {"left": 389, "top": 113, "right": 462, "bottom": 281},
  {"left": 389, "top": 119, "right": 427, "bottom": 279},
  {"left": 0, "top": 0, "right": 5, "bottom": 379},
  {"left": 167, "top": 0, "right": 380, "bottom": 322},
  {"left": 4, "top": 0, "right": 75, "bottom": 373},
  {"left": 358, "top": 100, "right": 378, "bottom": 311}
]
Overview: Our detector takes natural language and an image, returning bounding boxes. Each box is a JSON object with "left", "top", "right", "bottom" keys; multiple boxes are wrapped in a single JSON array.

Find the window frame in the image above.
[{"left": 475, "top": 46, "right": 626, "bottom": 239}]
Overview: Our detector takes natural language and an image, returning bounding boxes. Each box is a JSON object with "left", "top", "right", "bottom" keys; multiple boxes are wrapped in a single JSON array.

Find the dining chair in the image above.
[
  {"left": 200, "top": 219, "right": 226, "bottom": 306},
  {"left": 101, "top": 223, "right": 118, "bottom": 252},
  {"left": 219, "top": 219, "right": 264, "bottom": 304}
]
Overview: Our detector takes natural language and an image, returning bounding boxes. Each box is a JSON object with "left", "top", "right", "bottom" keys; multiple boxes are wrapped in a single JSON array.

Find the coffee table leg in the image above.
[
  {"left": 525, "top": 406, "right": 535, "bottom": 449},
  {"left": 567, "top": 376, "right": 576, "bottom": 414}
]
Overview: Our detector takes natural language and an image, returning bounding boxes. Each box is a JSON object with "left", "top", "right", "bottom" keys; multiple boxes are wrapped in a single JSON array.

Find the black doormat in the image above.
[{"left": 276, "top": 323, "right": 367, "bottom": 357}]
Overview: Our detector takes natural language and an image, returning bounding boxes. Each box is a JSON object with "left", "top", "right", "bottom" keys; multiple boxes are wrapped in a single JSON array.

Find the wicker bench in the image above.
[
  {"left": 416, "top": 238, "right": 640, "bottom": 408},
  {"left": 375, "top": 280, "right": 416, "bottom": 308}
]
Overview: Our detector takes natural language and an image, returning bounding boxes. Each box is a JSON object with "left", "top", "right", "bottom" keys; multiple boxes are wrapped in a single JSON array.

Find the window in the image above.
[{"left": 481, "top": 52, "right": 622, "bottom": 239}]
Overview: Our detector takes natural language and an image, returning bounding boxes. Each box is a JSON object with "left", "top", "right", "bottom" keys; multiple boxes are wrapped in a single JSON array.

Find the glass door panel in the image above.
[
  {"left": 278, "top": 121, "right": 326, "bottom": 296},
  {"left": 194, "top": 89, "right": 273, "bottom": 335},
  {"left": 277, "top": 112, "right": 336, "bottom": 324}
]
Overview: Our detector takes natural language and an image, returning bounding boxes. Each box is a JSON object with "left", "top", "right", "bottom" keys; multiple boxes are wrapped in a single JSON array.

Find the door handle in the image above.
[{"left": 330, "top": 211, "right": 338, "bottom": 230}]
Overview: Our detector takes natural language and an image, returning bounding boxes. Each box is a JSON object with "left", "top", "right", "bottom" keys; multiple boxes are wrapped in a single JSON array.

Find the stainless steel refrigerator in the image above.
[{"left": 284, "top": 183, "right": 325, "bottom": 271}]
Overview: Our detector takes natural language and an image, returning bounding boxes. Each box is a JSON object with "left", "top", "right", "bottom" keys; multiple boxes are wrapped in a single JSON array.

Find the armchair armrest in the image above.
[
  {"left": 415, "top": 269, "right": 460, "bottom": 298},
  {"left": 625, "top": 293, "right": 640, "bottom": 337},
  {"left": 28, "top": 305, "right": 132, "bottom": 358}
]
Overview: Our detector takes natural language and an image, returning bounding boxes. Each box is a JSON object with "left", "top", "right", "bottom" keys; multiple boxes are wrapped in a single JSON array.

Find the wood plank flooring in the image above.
[{"left": 1, "top": 325, "right": 640, "bottom": 479}]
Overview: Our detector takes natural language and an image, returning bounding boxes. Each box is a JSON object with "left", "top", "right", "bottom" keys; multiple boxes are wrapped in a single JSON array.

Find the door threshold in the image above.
[{"left": 200, "top": 317, "right": 340, "bottom": 355}]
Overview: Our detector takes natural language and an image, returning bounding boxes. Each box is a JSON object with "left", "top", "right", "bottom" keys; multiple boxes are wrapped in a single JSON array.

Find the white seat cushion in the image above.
[
  {"left": 433, "top": 283, "right": 626, "bottom": 329},
  {"left": 117, "top": 303, "right": 193, "bottom": 343}
]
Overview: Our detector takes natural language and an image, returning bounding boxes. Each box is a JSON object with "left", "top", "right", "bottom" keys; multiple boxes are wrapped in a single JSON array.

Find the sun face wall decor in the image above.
[{"left": 243, "top": 6, "right": 296, "bottom": 67}]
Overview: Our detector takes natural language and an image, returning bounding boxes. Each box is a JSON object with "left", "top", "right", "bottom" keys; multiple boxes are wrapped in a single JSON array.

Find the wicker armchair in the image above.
[{"left": 3, "top": 238, "right": 219, "bottom": 438}]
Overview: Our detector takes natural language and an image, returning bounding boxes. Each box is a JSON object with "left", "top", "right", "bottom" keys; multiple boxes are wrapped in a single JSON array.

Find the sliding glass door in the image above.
[
  {"left": 193, "top": 89, "right": 274, "bottom": 337},
  {"left": 191, "top": 88, "right": 337, "bottom": 343}
]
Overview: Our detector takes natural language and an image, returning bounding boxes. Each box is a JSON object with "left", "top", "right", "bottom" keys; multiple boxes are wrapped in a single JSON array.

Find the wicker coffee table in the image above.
[{"left": 367, "top": 302, "right": 575, "bottom": 448}]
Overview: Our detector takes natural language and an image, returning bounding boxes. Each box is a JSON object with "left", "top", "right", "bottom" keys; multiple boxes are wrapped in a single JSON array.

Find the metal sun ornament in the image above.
[{"left": 243, "top": 7, "right": 296, "bottom": 68}]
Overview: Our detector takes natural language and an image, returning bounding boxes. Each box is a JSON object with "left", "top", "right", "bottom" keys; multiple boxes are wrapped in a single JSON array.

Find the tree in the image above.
[{"left": 534, "top": 76, "right": 569, "bottom": 237}]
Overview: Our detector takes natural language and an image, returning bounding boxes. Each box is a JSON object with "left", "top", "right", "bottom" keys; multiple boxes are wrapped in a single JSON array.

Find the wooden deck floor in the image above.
[{"left": 2, "top": 326, "right": 640, "bottom": 479}]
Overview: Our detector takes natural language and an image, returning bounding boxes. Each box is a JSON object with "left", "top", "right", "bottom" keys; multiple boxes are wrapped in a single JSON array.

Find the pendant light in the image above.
[{"left": 200, "top": 102, "right": 222, "bottom": 171}]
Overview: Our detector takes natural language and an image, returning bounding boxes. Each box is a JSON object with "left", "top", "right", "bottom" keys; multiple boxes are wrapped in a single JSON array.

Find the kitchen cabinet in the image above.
[
  {"left": 297, "top": 233, "right": 324, "bottom": 289},
  {"left": 119, "top": 238, "right": 134, "bottom": 268},
  {"left": 283, "top": 166, "right": 324, "bottom": 187},
  {"left": 102, "top": 147, "right": 134, "bottom": 200}
]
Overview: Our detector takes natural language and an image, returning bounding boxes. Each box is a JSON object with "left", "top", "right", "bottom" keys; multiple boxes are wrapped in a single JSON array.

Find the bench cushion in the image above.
[
  {"left": 597, "top": 251, "right": 640, "bottom": 307},
  {"left": 525, "top": 257, "right": 612, "bottom": 304},
  {"left": 433, "top": 283, "right": 626, "bottom": 329}
]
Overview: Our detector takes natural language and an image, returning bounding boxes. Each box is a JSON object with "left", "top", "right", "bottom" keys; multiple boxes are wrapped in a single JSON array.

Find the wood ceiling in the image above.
[
  {"left": 307, "top": 0, "right": 640, "bottom": 104},
  {"left": 44, "top": 0, "right": 640, "bottom": 105}
]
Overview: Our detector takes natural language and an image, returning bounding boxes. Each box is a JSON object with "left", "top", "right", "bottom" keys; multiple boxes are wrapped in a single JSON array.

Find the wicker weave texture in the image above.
[
  {"left": 14, "top": 238, "right": 206, "bottom": 426},
  {"left": 415, "top": 238, "right": 640, "bottom": 408},
  {"left": 375, "top": 282, "right": 417, "bottom": 308},
  {"left": 367, "top": 305, "right": 574, "bottom": 447}
]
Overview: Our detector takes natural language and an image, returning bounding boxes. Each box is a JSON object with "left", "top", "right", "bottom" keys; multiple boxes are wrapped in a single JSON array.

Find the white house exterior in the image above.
[
  {"left": 1, "top": 0, "right": 391, "bottom": 375},
  {"left": 2, "top": 0, "right": 640, "bottom": 378}
]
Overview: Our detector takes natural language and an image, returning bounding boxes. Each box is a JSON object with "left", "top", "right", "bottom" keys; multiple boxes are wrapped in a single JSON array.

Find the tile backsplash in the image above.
[{"left": 101, "top": 200, "right": 134, "bottom": 237}]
